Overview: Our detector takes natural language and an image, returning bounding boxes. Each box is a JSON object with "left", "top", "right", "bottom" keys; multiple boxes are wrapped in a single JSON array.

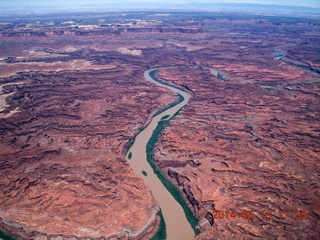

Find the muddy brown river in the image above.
[{"left": 126, "top": 67, "right": 194, "bottom": 240}]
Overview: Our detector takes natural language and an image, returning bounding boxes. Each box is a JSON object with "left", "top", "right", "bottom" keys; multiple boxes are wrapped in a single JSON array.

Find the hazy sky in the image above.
[{"left": 3, "top": 0, "right": 320, "bottom": 8}]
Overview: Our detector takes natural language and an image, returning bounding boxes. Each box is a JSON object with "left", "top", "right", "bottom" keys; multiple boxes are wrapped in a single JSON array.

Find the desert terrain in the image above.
[{"left": 0, "top": 11, "right": 319, "bottom": 239}]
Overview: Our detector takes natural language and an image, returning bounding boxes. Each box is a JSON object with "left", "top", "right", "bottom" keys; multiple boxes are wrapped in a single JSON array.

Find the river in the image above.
[{"left": 126, "top": 67, "right": 195, "bottom": 240}]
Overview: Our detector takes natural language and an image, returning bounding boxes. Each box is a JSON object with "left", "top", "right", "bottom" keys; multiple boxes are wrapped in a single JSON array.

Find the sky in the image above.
[{"left": 2, "top": 0, "right": 320, "bottom": 9}]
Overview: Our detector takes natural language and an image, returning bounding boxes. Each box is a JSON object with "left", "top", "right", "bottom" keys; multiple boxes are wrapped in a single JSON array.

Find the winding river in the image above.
[{"left": 126, "top": 67, "right": 194, "bottom": 240}]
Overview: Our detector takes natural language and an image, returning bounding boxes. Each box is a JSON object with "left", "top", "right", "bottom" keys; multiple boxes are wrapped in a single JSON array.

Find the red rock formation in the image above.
[
  {"left": 154, "top": 59, "right": 319, "bottom": 239},
  {"left": 0, "top": 47, "right": 176, "bottom": 239},
  {"left": 0, "top": 11, "right": 319, "bottom": 239}
]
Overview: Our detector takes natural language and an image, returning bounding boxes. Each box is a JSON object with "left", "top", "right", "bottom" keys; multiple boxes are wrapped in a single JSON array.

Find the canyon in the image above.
[{"left": 0, "top": 10, "right": 319, "bottom": 239}]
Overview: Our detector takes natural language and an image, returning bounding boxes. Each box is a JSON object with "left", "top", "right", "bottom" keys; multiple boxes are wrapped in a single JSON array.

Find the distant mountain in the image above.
[{"left": 1, "top": 2, "right": 319, "bottom": 16}]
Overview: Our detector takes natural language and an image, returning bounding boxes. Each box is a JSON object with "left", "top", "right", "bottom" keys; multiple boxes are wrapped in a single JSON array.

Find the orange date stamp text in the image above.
[{"left": 213, "top": 209, "right": 308, "bottom": 221}]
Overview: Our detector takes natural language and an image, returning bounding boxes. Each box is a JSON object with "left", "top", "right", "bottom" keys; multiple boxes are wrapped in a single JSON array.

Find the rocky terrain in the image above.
[
  {"left": 0, "top": 11, "right": 319, "bottom": 239},
  {"left": 0, "top": 23, "right": 179, "bottom": 238},
  {"left": 153, "top": 16, "right": 320, "bottom": 240}
]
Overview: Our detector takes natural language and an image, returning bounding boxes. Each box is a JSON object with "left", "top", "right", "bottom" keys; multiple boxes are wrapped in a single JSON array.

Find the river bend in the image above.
[{"left": 126, "top": 67, "right": 194, "bottom": 240}]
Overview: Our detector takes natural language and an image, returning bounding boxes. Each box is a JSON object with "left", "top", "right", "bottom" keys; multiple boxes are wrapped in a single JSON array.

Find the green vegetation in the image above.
[
  {"left": 146, "top": 120, "right": 200, "bottom": 236},
  {"left": 150, "top": 210, "right": 166, "bottom": 240},
  {"left": 148, "top": 69, "right": 186, "bottom": 117},
  {"left": 125, "top": 66, "right": 199, "bottom": 236},
  {"left": 217, "top": 72, "right": 227, "bottom": 82},
  {"left": 265, "top": 87, "right": 272, "bottom": 91},
  {"left": 161, "top": 115, "right": 170, "bottom": 120},
  {"left": 149, "top": 70, "right": 186, "bottom": 92},
  {"left": 0, "top": 231, "right": 16, "bottom": 240},
  {"left": 128, "top": 152, "right": 132, "bottom": 160},
  {"left": 153, "top": 94, "right": 184, "bottom": 117},
  {"left": 125, "top": 125, "right": 147, "bottom": 156},
  {"left": 125, "top": 139, "right": 135, "bottom": 155}
]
